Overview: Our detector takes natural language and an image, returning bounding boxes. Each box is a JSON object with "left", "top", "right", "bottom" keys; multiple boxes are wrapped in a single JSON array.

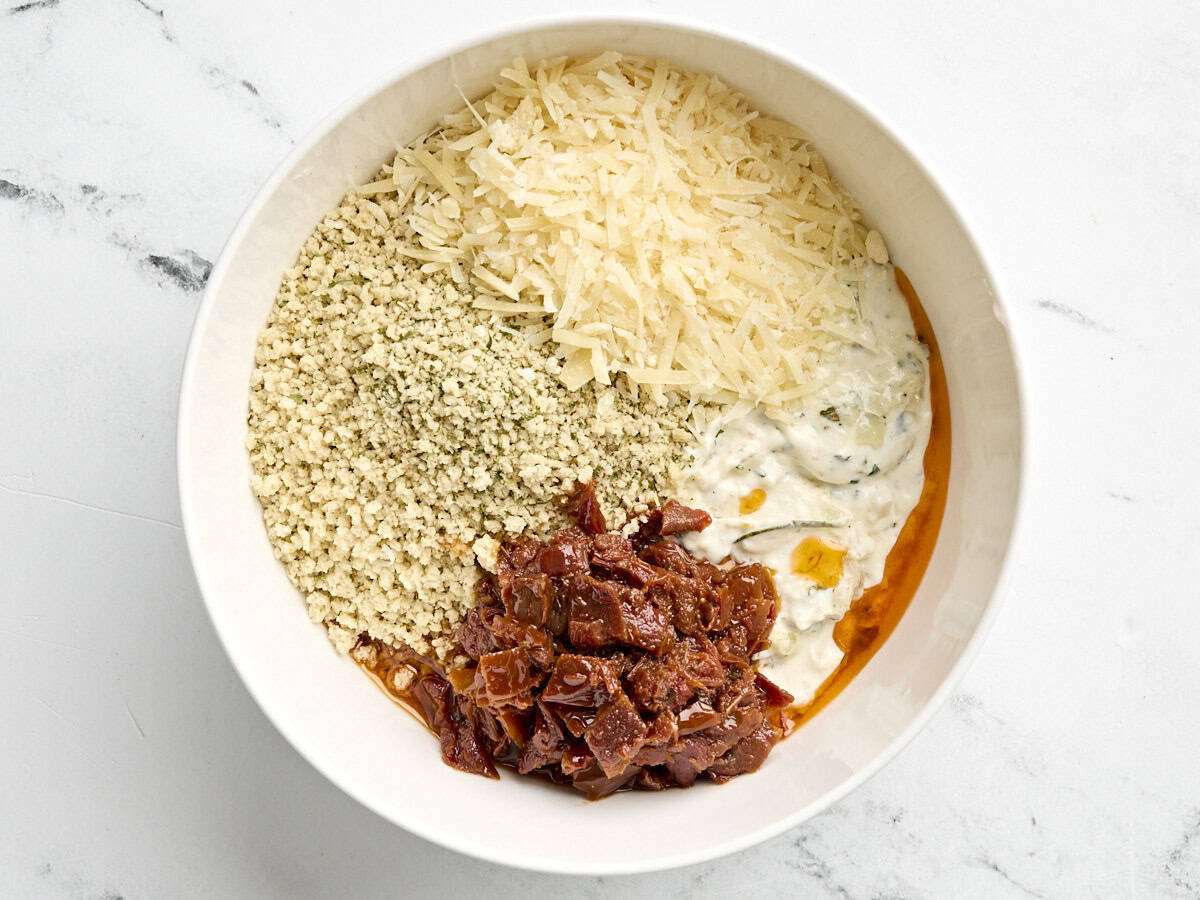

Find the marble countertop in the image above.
[{"left": 3, "top": 1, "right": 1198, "bottom": 896}]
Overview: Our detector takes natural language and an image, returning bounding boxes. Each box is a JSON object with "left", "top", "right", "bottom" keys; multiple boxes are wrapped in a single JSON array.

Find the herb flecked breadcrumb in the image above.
[{"left": 247, "top": 192, "right": 705, "bottom": 658}]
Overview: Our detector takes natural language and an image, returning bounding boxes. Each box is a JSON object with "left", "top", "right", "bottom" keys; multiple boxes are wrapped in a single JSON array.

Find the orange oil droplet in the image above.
[
  {"left": 739, "top": 488, "right": 767, "bottom": 515},
  {"left": 790, "top": 537, "right": 846, "bottom": 589}
]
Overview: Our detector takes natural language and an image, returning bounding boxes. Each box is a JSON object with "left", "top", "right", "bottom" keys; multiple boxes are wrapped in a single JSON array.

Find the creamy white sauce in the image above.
[{"left": 678, "top": 264, "right": 933, "bottom": 703}]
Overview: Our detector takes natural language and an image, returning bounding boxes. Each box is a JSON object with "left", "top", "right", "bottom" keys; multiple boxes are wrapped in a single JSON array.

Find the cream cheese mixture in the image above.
[{"left": 679, "top": 264, "right": 933, "bottom": 702}]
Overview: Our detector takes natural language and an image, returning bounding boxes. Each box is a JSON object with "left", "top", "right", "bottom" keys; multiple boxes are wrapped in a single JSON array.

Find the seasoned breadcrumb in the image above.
[{"left": 247, "top": 192, "right": 703, "bottom": 658}]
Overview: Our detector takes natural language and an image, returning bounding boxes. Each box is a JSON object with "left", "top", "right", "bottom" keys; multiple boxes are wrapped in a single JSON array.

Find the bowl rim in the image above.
[{"left": 178, "top": 9, "right": 1028, "bottom": 875}]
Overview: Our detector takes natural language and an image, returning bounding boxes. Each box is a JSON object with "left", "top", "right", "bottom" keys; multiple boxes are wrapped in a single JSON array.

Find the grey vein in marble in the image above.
[
  {"left": 7, "top": 0, "right": 58, "bottom": 14},
  {"left": 35, "top": 861, "right": 126, "bottom": 900},
  {"left": 0, "top": 170, "right": 211, "bottom": 293},
  {"left": 143, "top": 248, "right": 213, "bottom": 292},
  {"left": 200, "top": 61, "right": 261, "bottom": 97},
  {"left": 1162, "top": 808, "right": 1200, "bottom": 897},
  {"left": 0, "top": 177, "right": 64, "bottom": 214},
  {"left": 128, "top": 0, "right": 288, "bottom": 134},
  {"left": 1032, "top": 297, "right": 1111, "bottom": 332},
  {"left": 0, "top": 477, "right": 183, "bottom": 531},
  {"left": 131, "top": 0, "right": 174, "bottom": 43},
  {"left": 200, "top": 62, "right": 283, "bottom": 129},
  {"left": 976, "top": 855, "right": 1048, "bottom": 899},
  {"left": 783, "top": 830, "right": 859, "bottom": 898}
]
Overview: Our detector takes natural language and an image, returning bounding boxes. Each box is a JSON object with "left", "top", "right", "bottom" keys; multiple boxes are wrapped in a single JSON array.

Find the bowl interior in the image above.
[{"left": 179, "top": 18, "right": 1021, "bottom": 874}]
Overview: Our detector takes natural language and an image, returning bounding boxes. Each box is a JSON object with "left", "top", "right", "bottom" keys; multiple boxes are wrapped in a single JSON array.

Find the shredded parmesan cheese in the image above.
[{"left": 372, "top": 54, "right": 889, "bottom": 413}]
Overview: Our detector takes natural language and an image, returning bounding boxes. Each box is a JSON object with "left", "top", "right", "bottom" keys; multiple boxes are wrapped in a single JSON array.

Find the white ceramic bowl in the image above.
[{"left": 178, "top": 14, "right": 1024, "bottom": 874}]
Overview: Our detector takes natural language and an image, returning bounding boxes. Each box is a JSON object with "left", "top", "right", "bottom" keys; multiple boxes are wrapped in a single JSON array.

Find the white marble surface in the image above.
[{"left": 2, "top": 1, "right": 1198, "bottom": 896}]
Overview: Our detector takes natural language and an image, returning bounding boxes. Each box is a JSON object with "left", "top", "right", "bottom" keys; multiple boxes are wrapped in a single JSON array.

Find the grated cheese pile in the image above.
[{"left": 362, "top": 53, "right": 890, "bottom": 412}]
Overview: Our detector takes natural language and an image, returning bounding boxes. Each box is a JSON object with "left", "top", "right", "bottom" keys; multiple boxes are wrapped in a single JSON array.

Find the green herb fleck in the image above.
[
  {"left": 733, "top": 520, "right": 846, "bottom": 544},
  {"left": 327, "top": 276, "right": 371, "bottom": 288},
  {"left": 819, "top": 406, "right": 840, "bottom": 423}
]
